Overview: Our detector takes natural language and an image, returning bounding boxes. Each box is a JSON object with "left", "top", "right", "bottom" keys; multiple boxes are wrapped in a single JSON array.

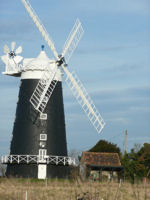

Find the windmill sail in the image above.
[
  {"left": 11, "top": 41, "right": 16, "bottom": 51},
  {"left": 3, "top": 45, "right": 10, "bottom": 54},
  {"left": 63, "top": 65, "right": 105, "bottom": 133},
  {"left": 15, "top": 46, "right": 22, "bottom": 54},
  {"left": 21, "top": 0, "right": 59, "bottom": 59},
  {"left": 62, "top": 19, "right": 84, "bottom": 63},
  {"left": 30, "top": 64, "right": 58, "bottom": 113}
]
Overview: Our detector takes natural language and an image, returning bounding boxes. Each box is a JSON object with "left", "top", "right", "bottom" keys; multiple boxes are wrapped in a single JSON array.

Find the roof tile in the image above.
[{"left": 81, "top": 152, "right": 121, "bottom": 167}]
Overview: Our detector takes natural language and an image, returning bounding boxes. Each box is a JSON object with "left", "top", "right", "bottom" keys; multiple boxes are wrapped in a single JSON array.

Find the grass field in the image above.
[{"left": 0, "top": 178, "right": 149, "bottom": 200}]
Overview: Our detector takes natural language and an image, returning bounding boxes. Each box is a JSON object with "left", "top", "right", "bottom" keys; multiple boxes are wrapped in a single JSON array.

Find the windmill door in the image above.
[
  {"left": 38, "top": 149, "right": 47, "bottom": 179},
  {"left": 38, "top": 164, "right": 47, "bottom": 179}
]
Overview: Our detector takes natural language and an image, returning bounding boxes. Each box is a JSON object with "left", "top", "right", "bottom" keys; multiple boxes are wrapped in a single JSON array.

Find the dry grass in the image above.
[{"left": 0, "top": 178, "right": 150, "bottom": 200}]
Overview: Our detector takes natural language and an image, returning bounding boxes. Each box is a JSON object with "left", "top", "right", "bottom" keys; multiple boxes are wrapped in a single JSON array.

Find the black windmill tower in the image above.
[{"left": 1, "top": 0, "right": 105, "bottom": 179}]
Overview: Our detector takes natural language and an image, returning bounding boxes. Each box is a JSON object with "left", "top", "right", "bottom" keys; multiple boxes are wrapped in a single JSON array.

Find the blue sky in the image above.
[{"left": 0, "top": 0, "right": 150, "bottom": 156}]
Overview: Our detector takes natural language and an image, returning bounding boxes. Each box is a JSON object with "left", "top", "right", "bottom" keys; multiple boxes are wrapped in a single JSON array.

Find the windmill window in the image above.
[
  {"left": 40, "top": 134, "right": 47, "bottom": 141},
  {"left": 39, "top": 149, "right": 47, "bottom": 156},
  {"left": 40, "top": 113, "right": 47, "bottom": 120},
  {"left": 39, "top": 149, "right": 47, "bottom": 161},
  {"left": 39, "top": 141, "right": 46, "bottom": 148}
]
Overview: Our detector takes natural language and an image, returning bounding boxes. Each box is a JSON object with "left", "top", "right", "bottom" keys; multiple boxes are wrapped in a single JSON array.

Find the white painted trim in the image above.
[
  {"left": 40, "top": 134, "right": 47, "bottom": 141},
  {"left": 39, "top": 149, "right": 47, "bottom": 163},
  {"left": 21, "top": 69, "right": 62, "bottom": 81},
  {"left": 38, "top": 164, "right": 47, "bottom": 179},
  {"left": 40, "top": 113, "right": 47, "bottom": 120}
]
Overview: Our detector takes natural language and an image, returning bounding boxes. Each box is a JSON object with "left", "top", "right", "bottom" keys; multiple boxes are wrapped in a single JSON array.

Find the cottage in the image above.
[{"left": 79, "top": 152, "right": 123, "bottom": 181}]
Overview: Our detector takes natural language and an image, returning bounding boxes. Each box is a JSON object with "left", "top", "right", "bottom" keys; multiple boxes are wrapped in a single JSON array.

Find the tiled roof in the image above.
[{"left": 81, "top": 152, "right": 121, "bottom": 167}]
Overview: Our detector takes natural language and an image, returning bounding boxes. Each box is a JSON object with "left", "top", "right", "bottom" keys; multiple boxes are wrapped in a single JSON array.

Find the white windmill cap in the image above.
[
  {"left": 22, "top": 47, "right": 54, "bottom": 71},
  {"left": 21, "top": 47, "right": 58, "bottom": 80}
]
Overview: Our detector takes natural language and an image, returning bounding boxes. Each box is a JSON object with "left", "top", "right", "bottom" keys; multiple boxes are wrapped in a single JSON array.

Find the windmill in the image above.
[{"left": 1, "top": 0, "right": 105, "bottom": 179}]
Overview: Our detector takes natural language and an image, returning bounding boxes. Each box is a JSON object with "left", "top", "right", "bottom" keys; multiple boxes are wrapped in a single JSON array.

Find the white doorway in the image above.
[
  {"left": 38, "top": 149, "right": 47, "bottom": 179},
  {"left": 38, "top": 164, "right": 47, "bottom": 179}
]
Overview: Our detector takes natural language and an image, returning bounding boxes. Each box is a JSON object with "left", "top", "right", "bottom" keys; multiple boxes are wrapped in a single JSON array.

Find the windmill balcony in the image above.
[{"left": 1, "top": 155, "right": 76, "bottom": 166}]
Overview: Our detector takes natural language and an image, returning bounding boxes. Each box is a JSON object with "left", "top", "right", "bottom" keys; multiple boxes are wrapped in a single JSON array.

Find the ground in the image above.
[{"left": 0, "top": 178, "right": 149, "bottom": 200}]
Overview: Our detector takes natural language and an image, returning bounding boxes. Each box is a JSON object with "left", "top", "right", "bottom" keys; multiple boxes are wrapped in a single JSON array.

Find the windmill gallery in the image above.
[{"left": 1, "top": 0, "right": 105, "bottom": 179}]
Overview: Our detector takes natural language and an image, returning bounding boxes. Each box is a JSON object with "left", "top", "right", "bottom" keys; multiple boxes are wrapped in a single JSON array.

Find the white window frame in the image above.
[
  {"left": 39, "top": 149, "right": 47, "bottom": 162},
  {"left": 40, "top": 113, "right": 47, "bottom": 120},
  {"left": 40, "top": 134, "right": 47, "bottom": 141}
]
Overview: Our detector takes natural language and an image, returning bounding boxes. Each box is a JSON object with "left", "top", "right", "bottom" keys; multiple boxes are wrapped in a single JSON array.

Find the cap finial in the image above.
[{"left": 41, "top": 45, "right": 44, "bottom": 51}]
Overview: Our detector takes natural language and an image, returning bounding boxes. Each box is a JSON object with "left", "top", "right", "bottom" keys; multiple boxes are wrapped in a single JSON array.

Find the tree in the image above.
[
  {"left": 136, "top": 143, "right": 150, "bottom": 178},
  {"left": 88, "top": 140, "right": 121, "bottom": 155},
  {"left": 121, "top": 143, "right": 150, "bottom": 182}
]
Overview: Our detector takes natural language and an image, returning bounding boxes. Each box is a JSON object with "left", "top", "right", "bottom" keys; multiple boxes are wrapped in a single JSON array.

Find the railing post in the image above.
[
  {"left": 56, "top": 156, "right": 58, "bottom": 165},
  {"left": 64, "top": 157, "right": 65, "bottom": 165},
  {"left": 5, "top": 156, "right": 7, "bottom": 163},
  {"left": 37, "top": 155, "right": 39, "bottom": 164},
  {"left": 10, "top": 155, "right": 12, "bottom": 163},
  {"left": 68, "top": 158, "right": 71, "bottom": 165}
]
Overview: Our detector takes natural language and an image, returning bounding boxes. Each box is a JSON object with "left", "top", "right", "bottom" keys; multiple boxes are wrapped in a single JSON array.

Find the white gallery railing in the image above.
[{"left": 1, "top": 155, "right": 76, "bottom": 166}]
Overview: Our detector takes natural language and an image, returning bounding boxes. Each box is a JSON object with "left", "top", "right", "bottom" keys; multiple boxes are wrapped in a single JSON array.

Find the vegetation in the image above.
[
  {"left": 0, "top": 177, "right": 150, "bottom": 200},
  {"left": 121, "top": 143, "right": 150, "bottom": 183},
  {"left": 89, "top": 140, "right": 121, "bottom": 155}
]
